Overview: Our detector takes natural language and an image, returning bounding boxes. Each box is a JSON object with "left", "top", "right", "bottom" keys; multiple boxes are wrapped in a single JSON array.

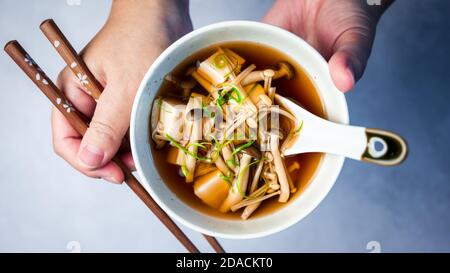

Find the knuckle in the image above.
[
  {"left": 88, "top": 120, "right": 119, "bottom": 143},
  {"left": 56, "top": 67, "right": 70, "bottom": 86},
  {"left": 74, "top": 163, "right": 99, "bottom": 178},
  {"left": 83, "top": 170, "right": 100, "bottom": 179}
]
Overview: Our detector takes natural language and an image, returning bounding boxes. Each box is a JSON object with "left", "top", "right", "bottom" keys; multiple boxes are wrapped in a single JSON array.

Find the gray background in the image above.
[{"left": 0, "top": 0, "right": 449, "bottom": 252}]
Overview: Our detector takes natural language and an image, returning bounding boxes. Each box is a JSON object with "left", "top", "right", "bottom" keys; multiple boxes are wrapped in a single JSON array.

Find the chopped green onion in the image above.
[
  {"left": 181, "top": 165, "right": 188, "bottom": 177},
  {"left": 201, "top": 102, "right": 214, "bottom": 119},
  {"left": 166, "top": 134, "right": 211, "bottom": 163},
  {"left": 213, "top": 53, "right": 227, "bottom": 69},
  {"left": 209, "top": 133, "right": 218, "bottom": 144},
  {"left": 229, "top": 87, "right": 242, "bottom": 104},
  {"left": 209, "top": 135, "right": 233, "bottom": 156},
  {"left": 186, "top": 142, "right": 209, "bottom": 150},
  {"left": 223, "top": 57, "right": 240, "bottom": 79},
  {"left": 214, "top": 84, "right": 244, "bottom": 109},
  {"left": 214, "top": 90, "right": 226, "bottom": 110},
  {"left": 232, "top": 140, "right": 255, "bottom": 156},
  {"left": 221, "top": 83, "right": 243, "bottom": 104},
  {"left": 294, "top": 120, "right": 304, "bottom": 134},
  {"left": 216, "top": 96, "right": 226, "bottom": 109},
  {"left": 222, "top": 139, "right": 234, "bottom": 147},
  {"left": 236, "top": 132, "right": 246, "bottom": 139},
  {"left": 226, "top": 158, "right": 237, "bottom": 167},
  {"left": 210, "top": 150, "right": 219, "bottom": 162},
  {"left": 219, "top": 173, "right": 233, "bottom": 187},
  {"left": 235, "top": 159, "right": 261, "bottom": 197}
]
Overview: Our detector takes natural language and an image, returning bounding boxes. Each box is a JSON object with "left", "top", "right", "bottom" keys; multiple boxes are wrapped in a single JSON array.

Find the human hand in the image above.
[
  {"left": 52, "top": 0, "right": 192, "bottom": 183},
  {"left": 263, "top": 0, "right": 393, "bottom": 92}
]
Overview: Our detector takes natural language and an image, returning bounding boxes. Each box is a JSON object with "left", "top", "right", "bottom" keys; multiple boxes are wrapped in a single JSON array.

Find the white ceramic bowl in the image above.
[{"left": 130, "top": 21, "right": 349, "bottom": 239}]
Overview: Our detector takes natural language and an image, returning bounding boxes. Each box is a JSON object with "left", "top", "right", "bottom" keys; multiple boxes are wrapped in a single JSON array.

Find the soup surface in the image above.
[{"left": 151, "top": 41, "right": 325, "bottom": 219}]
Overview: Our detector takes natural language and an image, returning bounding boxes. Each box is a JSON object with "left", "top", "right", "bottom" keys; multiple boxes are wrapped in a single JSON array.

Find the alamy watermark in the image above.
[
  {"left": 66, "top": 241, "right": 82, "bottom": 253},
  {"left": 366, "top": 241, "right": 382, "bottom": 253}
]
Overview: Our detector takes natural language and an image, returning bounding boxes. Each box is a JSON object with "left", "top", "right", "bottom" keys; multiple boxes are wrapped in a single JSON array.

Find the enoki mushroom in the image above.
[{"left": 151, "top": 46, "right": 303, "bottom": 219}]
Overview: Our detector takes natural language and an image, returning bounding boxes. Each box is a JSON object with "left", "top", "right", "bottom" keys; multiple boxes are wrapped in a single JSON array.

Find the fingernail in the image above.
[
  {"left": 79, "top": 144, "right": 104, "bottom": 168},
  {"left": 103, "top": 176, "right": 122, "bottom": 184}
]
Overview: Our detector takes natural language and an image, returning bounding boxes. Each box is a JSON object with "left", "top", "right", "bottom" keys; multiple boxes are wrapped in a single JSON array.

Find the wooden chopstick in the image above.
[
  {"left": 39, "top": 19, "right": 103, "bottom": 100},
  {"left": 39, "top": 19, "right": 225, "bottom": 253},
  {"left": 4, "top": 40, "right": 200, "bottom": 253}
]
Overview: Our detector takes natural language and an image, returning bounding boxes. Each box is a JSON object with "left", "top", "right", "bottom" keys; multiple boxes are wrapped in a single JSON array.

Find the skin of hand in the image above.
[
  {"left": 263, "top": 0, "right": 393, "bottom": 92},
  {"left": 52, "top": 0, "right": 192, "bottom": 183}
]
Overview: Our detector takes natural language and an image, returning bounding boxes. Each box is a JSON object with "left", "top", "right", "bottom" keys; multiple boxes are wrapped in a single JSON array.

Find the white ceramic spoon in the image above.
[{"left": 276, "top": 95, "right": 408, "bottom": 166}]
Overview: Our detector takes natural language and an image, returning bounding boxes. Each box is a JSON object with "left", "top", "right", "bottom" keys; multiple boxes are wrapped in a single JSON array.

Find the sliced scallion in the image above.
[
  {"left": 235, "top": 159, "right": 261, "bottom": 197},
  {"left": 166, "top": 134, "right": 211, "bottom": 163},
  {"left": 232, "top": 140, "right": 255, "bottom": 156},
  {"left": 181, "top": 165, "right": 188, "bottom": 177}
]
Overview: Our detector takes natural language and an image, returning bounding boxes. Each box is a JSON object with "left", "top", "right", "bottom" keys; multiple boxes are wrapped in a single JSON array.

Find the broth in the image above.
[{"left": 150, "top": 41, "right": 325, "bottom": 220}]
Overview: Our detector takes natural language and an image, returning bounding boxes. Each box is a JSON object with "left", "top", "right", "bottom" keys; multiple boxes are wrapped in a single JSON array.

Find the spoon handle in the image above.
[
  {"left": 360, "top": 128, "right": 408, "bottom": 166},
  {"left": 288, "top": 115, "right": 408, "bottom": 166}
]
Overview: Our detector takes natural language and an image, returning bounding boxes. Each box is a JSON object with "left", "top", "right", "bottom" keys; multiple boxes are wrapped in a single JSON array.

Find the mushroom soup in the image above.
[{"left": 149, "top": 41, "right": 324, "bottom": 220}]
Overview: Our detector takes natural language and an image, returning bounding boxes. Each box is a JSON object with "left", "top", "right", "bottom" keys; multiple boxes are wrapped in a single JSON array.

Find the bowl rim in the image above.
[{"left": 130, "top": 20, "right": 349, "bottom": 239}]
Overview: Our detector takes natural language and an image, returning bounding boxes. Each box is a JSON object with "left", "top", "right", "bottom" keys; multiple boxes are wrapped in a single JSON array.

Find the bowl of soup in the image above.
[{"left": 130, "top": 21, "right": 348, "bottom": 239}]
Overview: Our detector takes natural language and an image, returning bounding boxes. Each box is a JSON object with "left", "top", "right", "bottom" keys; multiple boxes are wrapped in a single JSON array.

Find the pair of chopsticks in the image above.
[{"left": 4, "top": 19, "right": 224, "bottom": 253}]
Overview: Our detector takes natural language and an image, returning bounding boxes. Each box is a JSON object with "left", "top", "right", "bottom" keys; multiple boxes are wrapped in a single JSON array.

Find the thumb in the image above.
[
  {"left": 77, "top": 80, "right": 134, "bottom": 170},
  {"left": 328, "top": 28, "right": 375, "bottom": 92}
]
